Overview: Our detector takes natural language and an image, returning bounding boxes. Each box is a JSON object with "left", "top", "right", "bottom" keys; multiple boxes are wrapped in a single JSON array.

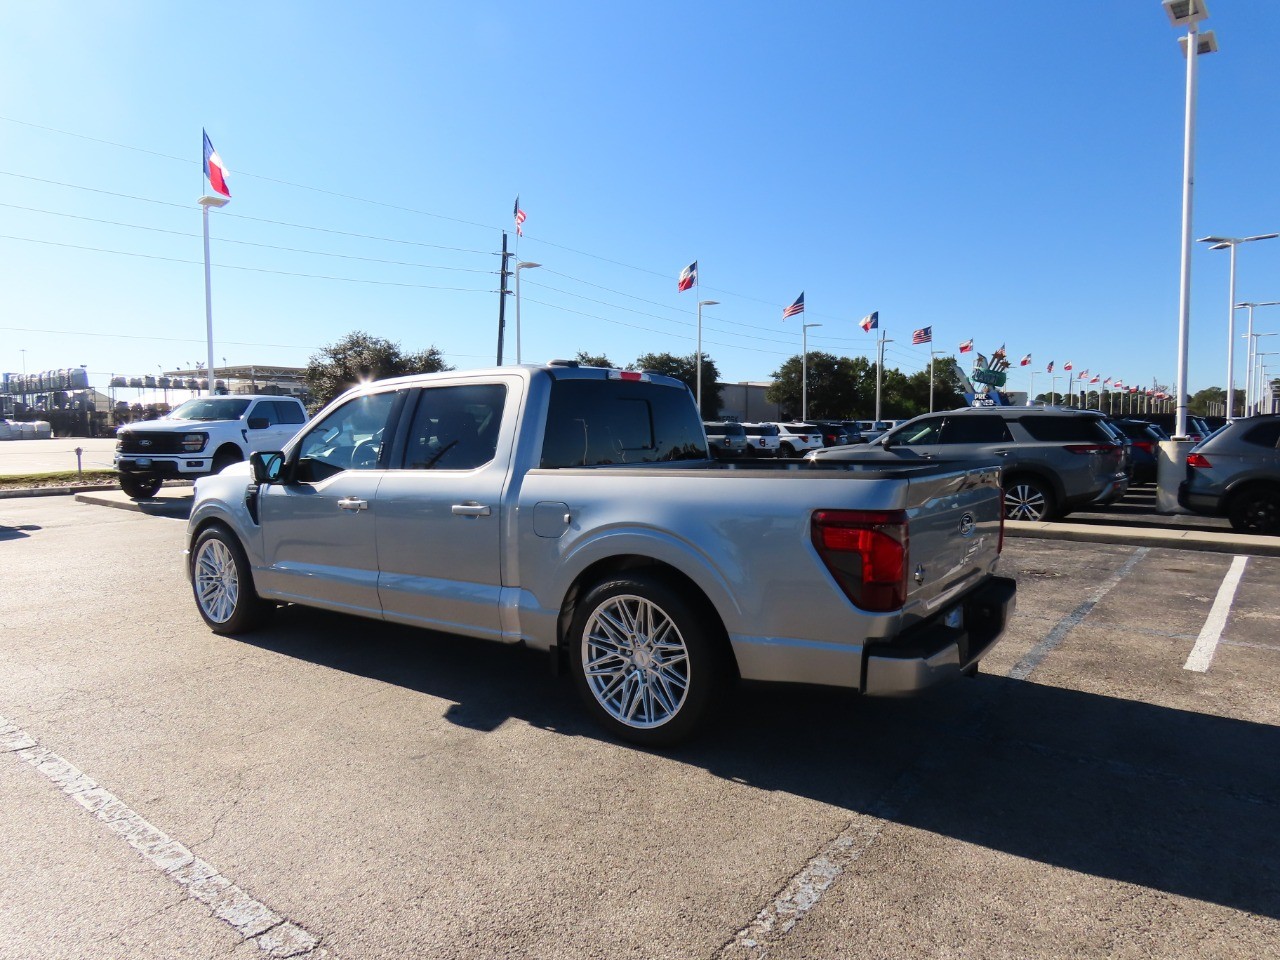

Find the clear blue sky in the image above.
[{"left": 3, "top": 1, "right": 1279, "bottom": 401}]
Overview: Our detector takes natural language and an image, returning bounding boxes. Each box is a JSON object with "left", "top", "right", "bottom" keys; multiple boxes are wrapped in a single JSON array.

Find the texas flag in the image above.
[
  {"left": 678, "top": 261, "right": 697, "bottom": 292},
  {"left": 202, "top": 130, "right": 230, "bottom": 198},
  {"left": 1019, "top": 354, "right": 1032, "bottom": 366},
  {"left": 1063, "top": 361, "right": 1073, "bottom": 371},
  {"left": 860, "top": 311, "right": 878, "bottom": 332},
  {"left": 1089, "top": 374, "right": 1101, "bottom": 383},
  {"left": 959, "top": 339, "right": 974, "bottom": 353}
]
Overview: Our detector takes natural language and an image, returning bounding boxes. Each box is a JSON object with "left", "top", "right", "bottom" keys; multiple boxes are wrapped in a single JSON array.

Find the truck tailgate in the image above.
[{"left": 900, "top": 460, "right": 1003, "bottom": 626}]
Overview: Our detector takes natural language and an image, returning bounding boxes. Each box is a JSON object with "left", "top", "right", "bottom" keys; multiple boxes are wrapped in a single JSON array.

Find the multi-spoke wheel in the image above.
[
  {"left": 569, "top": 574, "right": 726, "bottom": 746},
  {"left": 1228, "top": 485, "right": 1280, "bottom": 535},
  {"left": 190, "top": 526, "right": 273, "bottom": 634},
  {"left": 1003, "top": 477, "right": 1055, "bottom": 522}
]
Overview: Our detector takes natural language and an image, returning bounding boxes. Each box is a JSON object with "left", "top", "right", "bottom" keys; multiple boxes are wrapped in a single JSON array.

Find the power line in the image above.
[
  {"left": 0, "top": 234, "right": 491, "bottom": 291},
  {"left": 0, "top": 202, "right": 496, "bottom": 273}
]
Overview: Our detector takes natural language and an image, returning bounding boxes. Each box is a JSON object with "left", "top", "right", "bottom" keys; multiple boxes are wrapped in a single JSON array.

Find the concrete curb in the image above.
[
  {"left": 0, "top": 483, "right": 118, "bottom": 500},
  {"left": 1005, "top": 519, "right": 1280, "bottom": 558},
  {"left": 72, "top": 488, "right": 193, "bottom": 519}
]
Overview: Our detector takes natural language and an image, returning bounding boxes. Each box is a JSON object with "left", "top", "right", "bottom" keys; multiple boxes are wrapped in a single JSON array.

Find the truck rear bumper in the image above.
[{"left": 863, "top": 575, "right": 1017, "bottom": 695}]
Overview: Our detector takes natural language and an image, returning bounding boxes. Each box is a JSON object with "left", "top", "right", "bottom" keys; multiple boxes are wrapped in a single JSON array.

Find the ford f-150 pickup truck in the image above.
[
  {"left": 185, "top": 362, "right": 1015, "bottom": 745},
  {"left": 116, "top": 395, "right": 307, "bottom": 499}
]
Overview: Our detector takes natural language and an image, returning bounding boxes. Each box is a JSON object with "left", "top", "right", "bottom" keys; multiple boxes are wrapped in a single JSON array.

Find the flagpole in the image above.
[
  {"left": 875, "top": 331, "right": 887, "bottom": 422},
  {"left": 199, "top": 196, "right": 228, "bottom": 394},
  {"left": 1028, "top": 371, "right": 1036, "bottom": 405},
  {"left": 696, "top": 273, "right": 702, "bottom": 415}
]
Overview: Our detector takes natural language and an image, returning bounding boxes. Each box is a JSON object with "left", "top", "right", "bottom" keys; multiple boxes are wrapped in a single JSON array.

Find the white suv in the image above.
[
  {"left": 740, "top": 422, "right": 781, "bottom": 457},
  {"left": 767, "top": 422, "right": 825, "bottom": 458}
]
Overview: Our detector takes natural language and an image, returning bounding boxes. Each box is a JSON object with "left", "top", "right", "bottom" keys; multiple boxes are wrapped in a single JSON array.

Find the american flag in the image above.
[
  {"left": 860, "top": 311, "right": 878, "bottom": 332},
  {"left": 912, "top": 326, "right": 932, "bottom": 345},
  {"left": 678, "top": 261, "right": 697, "bottom": 292},
  {"left": 1046, "top": 361, "right": 1054, "bottom": 373},
  {"left": 958, "top": 339, "right": 974, "bottom": 353},
  {"left": 782, "top": 292, "right": 805, "bottom": 320},
  {"left": 513, "top": 196, "right": 526, "bottom": 236}
]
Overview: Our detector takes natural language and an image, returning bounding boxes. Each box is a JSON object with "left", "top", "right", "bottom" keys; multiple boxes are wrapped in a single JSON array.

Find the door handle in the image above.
[
  {"left": 337, "top": 497, "right": 368, "bottom": 512},
  {"left": 452, "top": 503, "right": 492, "bottom": 517}
]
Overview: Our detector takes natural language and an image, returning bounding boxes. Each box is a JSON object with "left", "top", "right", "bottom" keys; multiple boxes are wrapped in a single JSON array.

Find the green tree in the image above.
[
  {"left": 305, "top": 330, "right": 451, "bottom": 410},
  {"left": 766, "top": 353, "right": 875, "bottom": 419},
  {"left": 574, "top": 351, "right": 614, "bottom": 368},
  {"left": 632, "top": 351, "right": 722, "bottom": 419}
]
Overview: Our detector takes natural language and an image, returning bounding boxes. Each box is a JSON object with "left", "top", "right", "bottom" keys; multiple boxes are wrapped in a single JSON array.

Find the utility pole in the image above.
[
  {"left": 496, "top": 231, "right": 511, "bottom": 365},
  {"left": 874, "top": 332, "right": 893, "bottom": 422}
]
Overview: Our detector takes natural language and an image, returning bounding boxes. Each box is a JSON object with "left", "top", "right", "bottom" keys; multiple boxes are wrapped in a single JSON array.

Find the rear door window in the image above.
[
  {"left": 541, "top": 379, "right": 706, "bottom": 467},
  {"left": 402, "top": 383, "right": 507, "bottom": 470},
  {"left": 1241, "top": 421, "right": 1280, "bottom": 448},
  {"left": 1018, "top": 415, "right": 1111, "bottom": 442},
  {"left": 940, "top": 415, "right": 1013, "bottom": 444}
]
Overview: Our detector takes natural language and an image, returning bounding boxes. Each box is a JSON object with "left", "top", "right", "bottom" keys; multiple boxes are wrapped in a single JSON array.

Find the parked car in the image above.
[
  {"left": 1108, "top": 419, "right": 1166, "bottom": 485},
  {"left": 1178, "top": 414, "right": 1280, "bottom": 534},
  {"left": 855, "top": 419, "right": 900, "bottom": 442},
  {"left": 185, "top": 363, "right": 1015, "bottom": 746},
  {"left": 839, "top": 421, "right": 868, "bottom": 444},
  {"left": 768, "top": 422, "right": 825, "bottom": 458},
  {"left": 703, "top": 420, "right": 748, "bottom": 459},
  {"left": 809, "top": 421, "right": 852, "bottom": 448},
  {"left": 809, "top": 406, "right": 1130, "bottom": 522},
  {"left": 739, "top": 422, "right": 781, "bottom": 457},
  {"left": 1132, "top": 412, "right": 1212, "bottom": 444}
]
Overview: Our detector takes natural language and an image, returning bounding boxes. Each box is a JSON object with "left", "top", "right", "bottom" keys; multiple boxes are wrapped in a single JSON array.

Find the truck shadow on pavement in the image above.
[{"left": 237, "top": 606, "right": 1279, "bottom": 921}]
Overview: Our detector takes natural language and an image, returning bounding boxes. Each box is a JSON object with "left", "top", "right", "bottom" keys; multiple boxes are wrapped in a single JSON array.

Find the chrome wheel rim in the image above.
[
  {"left": 1005, "top": 484, "right": 1047, "bottom": 521},
  {"left": 195, "top": 539, "right": 239, "bottom": 624},
  {"left": 582, "top": 594, "right": 690, "bottom": 729}
]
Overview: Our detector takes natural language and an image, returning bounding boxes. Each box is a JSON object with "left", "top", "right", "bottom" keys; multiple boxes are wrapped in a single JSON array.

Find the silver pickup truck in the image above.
[{"left": 185, "top": 362, "right": 1015, "bottom": 745}]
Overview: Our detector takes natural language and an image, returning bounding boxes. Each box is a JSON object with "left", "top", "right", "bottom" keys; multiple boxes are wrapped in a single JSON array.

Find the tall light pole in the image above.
[
  {"left": 198, "top": 195, "right": 228, "bottom": 393},
  {"left": 802, "top": 322, "right": 822, "bottom": 421},
  {"left": 1254, "top": 353, "right": 1274, "bottom": 414},
  {"left": 874, "top": 332, "right": 893, "bottom": 422},
  {"left": 1199, "top": 234, "right": 1276, "bottom": 420},
  {"left": 1238, "top": 301, "right": 1280, "bottom": 414},
  {"left": 1027, "top": 370, "right": 1037, "bottom": 406},
  {"left": 513, "top": 261, "right": 541, "bottom": 364},
  {"left": 1247, "top": 333, "right": 1278, "bottom": 414},
  {"left": 1165, "top": 0, "right": 1217, "bottom": 438},
  {"left": 697, "top": 299, "right": 719, "bottom": 416}
]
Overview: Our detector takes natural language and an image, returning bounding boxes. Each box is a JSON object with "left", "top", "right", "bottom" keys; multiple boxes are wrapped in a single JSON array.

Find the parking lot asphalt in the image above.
[{"left": 0, "top": 496, "right": 1277, "bottom": 959}]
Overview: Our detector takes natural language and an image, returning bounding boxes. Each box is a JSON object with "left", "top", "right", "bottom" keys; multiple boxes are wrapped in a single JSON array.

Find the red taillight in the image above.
[
  {"left": 1134, "top": 440, "right": 1154, "bottom": 455},
  {"left": 1063, "top": 444, "right": 1117, "bottom": 455},
  {"left": 1187, "top": 452, "right": 1212, "bottom": 469},
  {"left": 811, "top": 509, "right": 908, "bottom": 612}
]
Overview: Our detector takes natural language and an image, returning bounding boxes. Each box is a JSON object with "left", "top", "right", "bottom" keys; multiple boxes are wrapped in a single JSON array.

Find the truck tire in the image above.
[
  {"left": 211, "top": 446, "right": 243, "bottom": 474},
  {"left": 568, "top": 574, "right": 726, "bottom": 747},
  {"left": 119, "top": 474, "right": 162, "bottom": 500},
  {"left": 1003, "top": 476, "right": 1056, "bottom": 522},
  {"left": 190, "top": 525, "right": 274, "bottom": 634},
  {"left": 1227, "top": 485, "right": 1280, "bottom": 536}
]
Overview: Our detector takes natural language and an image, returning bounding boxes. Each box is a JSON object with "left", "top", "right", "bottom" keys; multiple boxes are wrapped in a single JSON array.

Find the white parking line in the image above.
[
  {"left": 0, "top": 715, "right": 332, "bottom": 959},
  {"left": 1184, "top": 555, "right": 1249, "bottom": 673}
]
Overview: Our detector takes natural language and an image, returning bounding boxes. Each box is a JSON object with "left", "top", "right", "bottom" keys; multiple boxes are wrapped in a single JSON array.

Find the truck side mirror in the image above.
[{"left": 250, "top": 451, "right": 285, "bottom": 484}]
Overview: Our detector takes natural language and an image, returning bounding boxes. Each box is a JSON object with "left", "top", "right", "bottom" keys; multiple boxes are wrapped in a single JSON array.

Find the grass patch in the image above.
[{"left": 0, "top": 469, "right": 118, "bottom": 489}]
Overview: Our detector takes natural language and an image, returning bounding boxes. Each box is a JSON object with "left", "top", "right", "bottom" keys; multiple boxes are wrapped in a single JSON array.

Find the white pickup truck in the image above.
[
  {"left": 185, "top": 363, "right": 1015, "bottom": 745},
  {"left": 115, "top": 395, "right": 307, "bottom": 499}
]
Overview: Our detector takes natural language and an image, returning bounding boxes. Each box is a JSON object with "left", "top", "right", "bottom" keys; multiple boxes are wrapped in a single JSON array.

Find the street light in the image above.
[
  {"left": 801, "top": 322, "right": 822, "bottom": 421},
  {"left": 1248, "top": 333, "right": 1278, "bottom": 414},
  {"left": 696, "top": 299, "right": 719, "bottom": 416},
  {"left": 1254, "top": 349, "right": 1279, "bottom": 415},
  {"left": 1199, "top": 235, "right": 1277, "bottom": 420},
  {"left": 1237, "top": 301, "right": 1280, "bottom": 414},
  {"left": 1164, "top": 0, "right": 1217, "bottom": 439},
  {"left": 198, "top": 194, "right": 229, "bottom": 395},
  {"left": 513, "top": 261, "right": 541, "bottom": 364}
]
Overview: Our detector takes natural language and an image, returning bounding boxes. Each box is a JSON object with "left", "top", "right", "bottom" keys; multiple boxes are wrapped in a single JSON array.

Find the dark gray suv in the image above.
[
  {"left": 1178, "top": 415, "right": 1280, "bottom": 534},
  {"left": 808, "top": 406, "right": 1129, "bottom": 521}
]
